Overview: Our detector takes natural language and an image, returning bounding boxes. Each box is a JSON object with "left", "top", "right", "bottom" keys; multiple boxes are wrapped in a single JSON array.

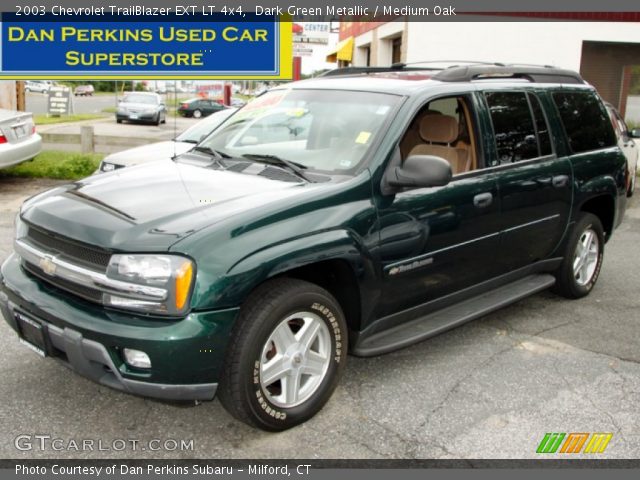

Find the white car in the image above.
[
  {"left": 0, "top": 109, "right": 42, "bottom": 169},
  {"left": 99, "top": 108, "right": 237, "bottom": 172},
  {"left": 606, "top": 103, "right": 640, "bottom": 196},
  {"left": 24, "top": 81, "right": 50, "bottom": 94}
]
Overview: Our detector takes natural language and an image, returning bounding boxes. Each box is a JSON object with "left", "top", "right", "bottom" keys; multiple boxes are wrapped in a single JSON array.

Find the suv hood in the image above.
[
  {"left": 21, "top": 161, "right": 308, "bottom": 251},
  {"left": 103, "top": 141, "right": 193, "bottom": 167}
]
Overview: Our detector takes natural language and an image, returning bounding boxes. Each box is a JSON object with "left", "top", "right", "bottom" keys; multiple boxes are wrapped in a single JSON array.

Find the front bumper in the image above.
[
  {"left": 0, "top": 253, "right": 239, "bottom": 401},
  {"left": 116, "top": 112, "right": 157, "bottom": 121}
]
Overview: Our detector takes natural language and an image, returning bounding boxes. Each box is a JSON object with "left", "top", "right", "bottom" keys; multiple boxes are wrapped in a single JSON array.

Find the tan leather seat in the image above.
[
  {"left": 400, "top": 110, "right": 442, "bottom": 160},
  {"left": 408, "top": 114, "right": 470, "bottom": 174}
]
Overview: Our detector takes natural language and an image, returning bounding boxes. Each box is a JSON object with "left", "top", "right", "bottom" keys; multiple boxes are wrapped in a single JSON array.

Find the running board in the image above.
[{"left": 353, "top": 274, "right": 556, "bottom": 357}]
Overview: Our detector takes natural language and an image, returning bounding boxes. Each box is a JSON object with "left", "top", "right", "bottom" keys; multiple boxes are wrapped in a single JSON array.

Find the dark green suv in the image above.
[{"left": 0, "top": 64, "right": 628, "bottom": 431}]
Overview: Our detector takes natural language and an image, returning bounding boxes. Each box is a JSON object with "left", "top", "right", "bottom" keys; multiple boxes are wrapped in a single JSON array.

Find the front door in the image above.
[{"left": 375, "top": 94, "right": 503, "bottom": 319}]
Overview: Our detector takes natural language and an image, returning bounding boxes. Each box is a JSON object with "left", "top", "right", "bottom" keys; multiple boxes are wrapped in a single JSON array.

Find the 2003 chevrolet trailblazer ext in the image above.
[{"left": 0, "top": 64, "right": 628, "bottom": 430}]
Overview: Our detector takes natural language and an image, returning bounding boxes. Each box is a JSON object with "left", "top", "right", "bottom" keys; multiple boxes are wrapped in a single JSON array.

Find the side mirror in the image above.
[
  {"left": 385, "top": 155, "right": 452, "bottom": 191},
  {"left": 630, "top": 129, "right": 640, "bottom": 139}
]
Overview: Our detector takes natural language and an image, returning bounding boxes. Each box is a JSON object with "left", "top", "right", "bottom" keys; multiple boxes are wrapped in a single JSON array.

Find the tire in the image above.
[
  {"left": 193, "top": 109, "right": 202, "bottom": 119},
  {"left": 218, "top": 278, "right": 348, "bottom": 431},
  {"left": 161, "top": 112, "right": 166, "bottom": 124},
  {"left": 153, "top": 114, "right": 160, "bottom": 126},
  {"left": 628, "top": 168, "right": 636, "bottom": 197},
  {"left": 553, "top": 213, "right": 604, "bottom": 299},
  {"left": 116, "top": 119, "right": 122, "bottom": 124}
]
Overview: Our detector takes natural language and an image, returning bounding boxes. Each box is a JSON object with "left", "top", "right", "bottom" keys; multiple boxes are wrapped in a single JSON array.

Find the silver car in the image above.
[
  {"left": 116, "top": 92, "right": 167, "bottom": 125},
  {"left": 0, "top": 110, "right": 42, "bottom": 169},
  {"left": 605, "top": 102, "right": 640, "bottom": 196},
  {"left": 99, "top": 108, "right": 237, "bottom": 172}
]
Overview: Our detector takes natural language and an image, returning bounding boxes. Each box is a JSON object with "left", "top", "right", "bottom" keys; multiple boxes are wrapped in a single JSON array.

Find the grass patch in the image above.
[
  {"left": 0, "top": 150, "right": 103, "bottom": 180},
  {"left": 34, "top": 114, "right": 107, "bottom": 125},
  {"left": 102, "top": 107, "right": 117, "bottom": 114}
]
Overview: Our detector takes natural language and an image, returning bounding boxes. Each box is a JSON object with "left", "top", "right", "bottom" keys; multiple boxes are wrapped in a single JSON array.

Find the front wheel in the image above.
[
  {"left": 553, "top": 213, "right": 604, "bottom": 299},
  {"left": 628, "top": 168, "right": 636, "bottom": 197},
  {"left": 218, "top": 278, "right": 347, "bottom": 431}
]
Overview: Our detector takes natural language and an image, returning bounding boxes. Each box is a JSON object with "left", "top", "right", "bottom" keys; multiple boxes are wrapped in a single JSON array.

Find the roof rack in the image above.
[
  {"left": 433, "top": 64, "right": 584, "bottom": 84},
  {"left": 319, "top": 62, "right": 585, "bottom": 84},
  {"left": 318, "top": 64, "right": 440, "bottom": 77}
]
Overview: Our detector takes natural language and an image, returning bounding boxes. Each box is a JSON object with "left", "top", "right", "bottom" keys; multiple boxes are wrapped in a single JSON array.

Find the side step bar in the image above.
[{"left": 353, "top": 274, "right": 556, "bottom": 357}]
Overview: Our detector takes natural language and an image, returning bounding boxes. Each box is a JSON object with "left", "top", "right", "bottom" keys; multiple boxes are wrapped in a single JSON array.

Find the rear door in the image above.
[{"left": 483, "top": 90, "right": 572, "bottom": 271}]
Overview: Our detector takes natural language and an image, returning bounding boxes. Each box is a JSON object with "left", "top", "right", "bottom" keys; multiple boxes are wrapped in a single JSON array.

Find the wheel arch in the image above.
[
  {"left": 218, "top": 229, "right": 374, "bottom": 335},
  {"left": 577, "top": 194, "right": 615, "bottom": 241}
]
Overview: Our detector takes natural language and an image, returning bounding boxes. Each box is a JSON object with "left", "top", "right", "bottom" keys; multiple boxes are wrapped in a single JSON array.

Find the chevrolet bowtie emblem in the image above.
[{"left": 39, "top": 255, "right": 57, "bottom": 276}]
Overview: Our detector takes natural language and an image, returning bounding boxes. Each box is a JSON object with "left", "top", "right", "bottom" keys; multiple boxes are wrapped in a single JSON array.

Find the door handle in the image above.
[
  {"left": 473, "top": 192, "right": 493, "bottom": 208},
  {"left": 552, "top": 175, "right": 569, "bottom": 188}
]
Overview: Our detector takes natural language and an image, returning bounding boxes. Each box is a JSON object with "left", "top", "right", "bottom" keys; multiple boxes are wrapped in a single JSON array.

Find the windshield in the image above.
[
  {"left": 197, "top": 89, "right": 400, "bottom": 174},
  {"left": 176, "top": 109, "right": 236, "bottom": 143},
  {"left": 122, "top": 94, "right": 158, "bottom": 105}
]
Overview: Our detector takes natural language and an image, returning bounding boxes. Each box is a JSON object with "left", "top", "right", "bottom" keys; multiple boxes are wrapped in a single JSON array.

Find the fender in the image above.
[{"left": 193, "top": 229, "right": 378, "bottom": 312}]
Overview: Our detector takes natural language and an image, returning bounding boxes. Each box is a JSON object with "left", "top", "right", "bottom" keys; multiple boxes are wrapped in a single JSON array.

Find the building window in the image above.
[
  {"left": 356, "top": 45, "right": 371, "bottom": 66},
  {"left": 391, "top": 37, "right": 402, "bottom": 64}
]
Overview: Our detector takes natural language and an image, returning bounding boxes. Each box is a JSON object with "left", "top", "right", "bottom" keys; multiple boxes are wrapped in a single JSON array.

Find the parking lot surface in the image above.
[{"left": 0, "top": 177, "right": 639, "bottom": 459}]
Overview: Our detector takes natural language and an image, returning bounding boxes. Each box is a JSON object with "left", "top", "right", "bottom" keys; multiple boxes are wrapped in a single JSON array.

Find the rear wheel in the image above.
[
  {"left": 553, "top": 213, "right": 604, "bottom": 299},
  {"left": 193, "top": 109, "right": 202, "bottom": 119},
  {"left": 628, "top": 168, "right": 636, "bottom": 197},
  {"left": 218, "top": 278, "right": 347, "bottom": 431}
]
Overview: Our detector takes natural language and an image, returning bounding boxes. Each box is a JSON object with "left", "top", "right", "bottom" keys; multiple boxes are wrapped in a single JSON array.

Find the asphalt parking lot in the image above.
[{"left": 0, "top": 177, "right": 639, "bottom": 459}]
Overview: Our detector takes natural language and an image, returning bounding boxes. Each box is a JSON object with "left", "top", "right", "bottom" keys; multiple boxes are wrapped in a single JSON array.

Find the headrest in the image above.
[{"left": 419, "top": 114, "right": 458, "bottom": 144}]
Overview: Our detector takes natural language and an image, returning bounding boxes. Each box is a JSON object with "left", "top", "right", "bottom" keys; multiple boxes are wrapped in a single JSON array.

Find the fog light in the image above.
[{"left": 123, "top": 348, "right": 151, "bottom": 369}]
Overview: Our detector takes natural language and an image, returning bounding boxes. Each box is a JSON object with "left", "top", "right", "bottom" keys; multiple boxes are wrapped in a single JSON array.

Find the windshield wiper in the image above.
[
  {"left": 188, "top": 146, "right": 230, "bottom": 167},
  {"left": 242, "top": 154, "right": 313, "bottom": 183}
]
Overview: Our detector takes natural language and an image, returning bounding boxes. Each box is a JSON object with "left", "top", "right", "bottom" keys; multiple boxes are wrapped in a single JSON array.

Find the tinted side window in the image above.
[
  {"left": 552, "top": 91, "right": 616, "bottom": 153},
  {"left": 485, "top": 92, "right": 538, "bottom": 165},
  {"left": 528, "top": 93, "right": 552, "bottom": 156}
]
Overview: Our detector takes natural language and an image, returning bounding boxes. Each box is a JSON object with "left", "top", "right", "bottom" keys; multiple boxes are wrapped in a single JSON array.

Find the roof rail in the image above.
[
  {"left": 319, "top": 62, "right": 584, "bottom": 84},
  {"left": 432, "top": 64, "right": 584, "bottom": 84},
  {"left": 318, "top": 65, "right": 441, "bottom": 77}
]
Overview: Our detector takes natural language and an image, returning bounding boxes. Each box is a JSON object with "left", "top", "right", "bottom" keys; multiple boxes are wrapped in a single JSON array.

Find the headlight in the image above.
[
  {"left": 117, "top": 107, "right": 127, "bottom": 114},
  {"left": 103, "top": 254, "right": 195, "bottom": 316}
]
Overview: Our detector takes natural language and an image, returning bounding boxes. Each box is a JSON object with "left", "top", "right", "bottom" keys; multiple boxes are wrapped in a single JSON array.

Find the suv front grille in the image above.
[
  {"left": 23, "top": 261, "right": 104, "bottom": 303},
  {"left": 26, "top": 226, "right": 111, "bottom": 270}
]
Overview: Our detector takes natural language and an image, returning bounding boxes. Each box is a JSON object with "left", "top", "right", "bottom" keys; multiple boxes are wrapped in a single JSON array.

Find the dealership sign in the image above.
[
  {"left": 293, "top": 22, "right": 330, "bottom": 45},
  {"left": 0, "top": 13, "right": 292, "bottom": 79},
  {"left": 47, "top": 86, "right": 71, "bottom": 115}
]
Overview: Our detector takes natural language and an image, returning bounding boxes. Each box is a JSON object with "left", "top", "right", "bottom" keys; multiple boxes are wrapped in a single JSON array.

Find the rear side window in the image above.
[
  {"left": 484, "top": 92, "right": 539, "bottom": 165},
  {"left": 552, "top": 91, "right": 616, "bottom": 153}
]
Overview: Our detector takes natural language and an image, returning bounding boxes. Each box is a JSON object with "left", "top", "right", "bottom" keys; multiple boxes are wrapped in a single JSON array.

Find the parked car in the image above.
[
  {"left": 116, "top": 92, "right": 166, "bottom": 125},
  {"left": 0, "top": 109, "right": 41, "bottom": 169},
  {"left": 177, "top": 98, "right": 227, "bottom": 118},
  {"left": 1, "top": 64, "right": 628, "bottom": 431},
  {"left": 230, "top": 97, "right": 247, "bottom": 108},
  {"left": 98, "top": 108, "right": 237, "bottom": 172},
  {"left": 605, "top": 102, "right": 640, "bottom": 196},
  {"left": 24, "top": 81, "right": 50, "bottom": 94},
  {"left": 73, "top": 85, "right": 94, "bottom": 96}
]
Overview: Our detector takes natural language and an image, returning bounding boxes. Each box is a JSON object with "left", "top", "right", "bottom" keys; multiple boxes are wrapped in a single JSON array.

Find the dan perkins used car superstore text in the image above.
[{"left": 16, "top": 464, "right": 310, "bottom": 476}]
